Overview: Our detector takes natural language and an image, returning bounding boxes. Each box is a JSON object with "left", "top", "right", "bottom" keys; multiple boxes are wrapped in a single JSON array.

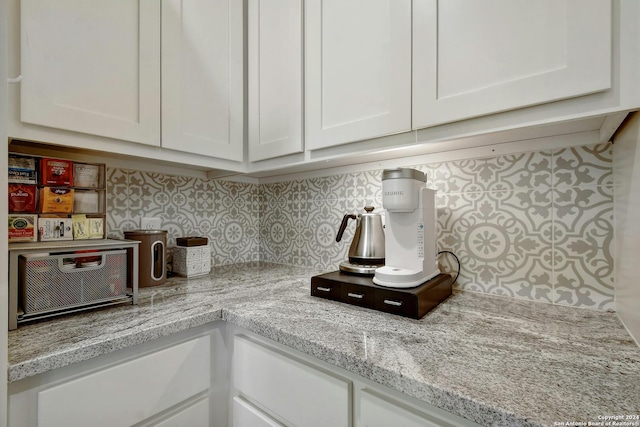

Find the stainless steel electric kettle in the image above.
[{"left": 335, "top": 206, "right": 385, "bottom": 275}]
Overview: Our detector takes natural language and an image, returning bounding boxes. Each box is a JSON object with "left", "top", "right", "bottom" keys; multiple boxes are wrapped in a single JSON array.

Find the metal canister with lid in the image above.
[{"left": 124, "top": 230, "right": 167, "bottom": 287}]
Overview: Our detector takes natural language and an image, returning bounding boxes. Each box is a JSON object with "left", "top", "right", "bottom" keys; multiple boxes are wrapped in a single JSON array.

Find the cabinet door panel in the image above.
[
  {"left": 37, "top": 336, "right": 210, "bottom": 427},
  {"left": 413, "top": 0, "right": 612, "bottom": 129},
  {"left": 20, "top": 0, "right": 161, "bottom": 145},
  {"left": 248, "top": 0, "right": 303, "bottom": 162},
  {"left": 359, "top": 389, "right": 480, "bottom": 427},
  {"left": 305, "top": 0, "right": 411, "bottom": 150},
  {"left": 232, "top": 397, "right": 283, "bottom": 427},
  {"left": 233, "top": 335, "right": 350, "bottom": 427},
  {"left": 162, "top": 0, "right": 243, "bottom": 161},
  {"left": 154, "top": 397, "right": 210, "bottom": 427}
]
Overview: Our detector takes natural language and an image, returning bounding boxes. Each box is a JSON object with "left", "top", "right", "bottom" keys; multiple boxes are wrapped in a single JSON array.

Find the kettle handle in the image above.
[{"left": 336, "top": 214, "right": 357, "bottom": 242}]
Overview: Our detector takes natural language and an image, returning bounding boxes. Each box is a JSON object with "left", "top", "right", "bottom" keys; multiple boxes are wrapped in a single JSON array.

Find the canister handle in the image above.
[{"left": 151, "top": 240, "right": 165, "bottom": 281}]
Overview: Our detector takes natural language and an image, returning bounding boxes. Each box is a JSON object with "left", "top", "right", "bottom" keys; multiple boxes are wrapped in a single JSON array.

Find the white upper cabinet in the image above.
[
  {"left": 20, "top": 0, "right": 161, "bottom": 146},
  {"left": 17, "top": 0, "right": 243, "bottom": 163},
  {"left": 413, "top": 0, "right": 613, "bottom": 129},
  {"left": 162, "top": 0, "right": 244, "bottom": 161},
  {"left": 305, "top": 0, "right": 412, "bottom": 150},
  {"left": 248, "top": 0, "right": 303, "bottom": 162}
]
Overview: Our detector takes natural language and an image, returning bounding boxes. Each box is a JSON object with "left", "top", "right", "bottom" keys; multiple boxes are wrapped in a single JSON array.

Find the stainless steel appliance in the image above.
[
  {"left": 124, "top": 230, "right": 167, "bottom": 287},
  {"left": 373, "top": 168, "right": 439, "bottom": 288},
  {"left": 335, "top": 206, "right": 385, "bottom": 275}
]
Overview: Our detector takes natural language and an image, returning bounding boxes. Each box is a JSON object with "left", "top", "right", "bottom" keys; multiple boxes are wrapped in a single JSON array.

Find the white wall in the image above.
[
  {"left": 1, "top": 0, "right": 10, "bottom": 423},
  {"left": 614, "top": 112, "right": 640, "bottom": 346}
]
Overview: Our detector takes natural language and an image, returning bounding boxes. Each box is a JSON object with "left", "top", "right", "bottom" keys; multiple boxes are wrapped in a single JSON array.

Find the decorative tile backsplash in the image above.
[
  {"left": 107, "top": 170, "right": 260, "bottom": 266},
  {"left": 107, "top": 142, "right": 614, "bottom": 310}
]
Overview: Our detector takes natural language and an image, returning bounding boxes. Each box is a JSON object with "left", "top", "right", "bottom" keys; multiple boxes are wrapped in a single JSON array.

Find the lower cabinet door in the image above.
[
  {"left": 232, "top": 335, "right": 351, "bottom": 427},
  {"left": 37, "top": 335, "right": 211, "bottom": 427},
  {"left": 232, "top": 397, "right": 282, "bottom": 427},
  {"left": 358, "top": 389, "right": 479, "bottom": 427},
  {"left": 154, "top": 397, "right": 210, "bottom": 427}
]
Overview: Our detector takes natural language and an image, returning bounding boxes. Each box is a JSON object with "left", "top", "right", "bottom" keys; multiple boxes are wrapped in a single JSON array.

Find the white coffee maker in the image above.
[{"left": 373, "top": 168, "right": 439, "bottom": 288}]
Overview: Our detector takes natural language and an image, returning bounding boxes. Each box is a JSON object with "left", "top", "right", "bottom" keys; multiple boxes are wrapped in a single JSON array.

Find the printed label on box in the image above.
[
  {"left": 8, "top": 184, "right": 38, "bottom": 212},
  {"left": 40, "top": 187, "right": 74, "bottom": 213},
  {"left": 41, "top": 158, "right": 73, "bottom": 186},
  {"left": 39, "top": 218, "right": 73, "bottom": 241},
  {"left": 8, "top": 214, "right": 37, "bottom": 242},
  {"left": 89, "top": 218, "right": 104, "bottom": 239},
  {"left": 72, "top": 214, "right": 90, "bottom": 239},
  {"left": 73, "top": 163, "right": 100, "bottom": 188},
  {"left": 9, "top": 154, "right": 37, "bottom": 184}
]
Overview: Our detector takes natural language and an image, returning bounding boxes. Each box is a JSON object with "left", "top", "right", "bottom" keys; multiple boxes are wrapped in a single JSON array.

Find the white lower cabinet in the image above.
[
  {"left": 230, "top": 331, "right": 483, "bottom": 427},
  {"left": 232, "top": 334, "right": 351, "bottom": 427},
  {"left": 232, "top": 397, "right": 283, "bottom": 427},
  {"left": 8, "top": 325, "right": 221, "bottom": 427},
  {"left": 357, "top": 388, "right": 479, "bottom": 427},
  {"left": 153, "top": 397, "right": 211, "bottom": 427}
]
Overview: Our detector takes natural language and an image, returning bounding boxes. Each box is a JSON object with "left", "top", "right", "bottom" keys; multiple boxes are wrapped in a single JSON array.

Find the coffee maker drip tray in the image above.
[
  {"left": 338, "top": 261, "right": 382, "bottom": 276},
  {"left": 311, "top": 271, "right": 453, "bottom": 320}
]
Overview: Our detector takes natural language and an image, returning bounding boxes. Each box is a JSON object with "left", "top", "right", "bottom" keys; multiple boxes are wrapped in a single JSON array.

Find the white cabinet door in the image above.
[
  {"left": 20, "top": 0, "right": 161, "bottom": 146},
  {"left": 153, "top": 397, "right": 210, "bottom": 427},
  {"left": 358, "top": 389, "right": 481, "bottom": 427},
  {"left": 305, "top": 0, "right": 412, "bottom": 150},
  {"left": 232, "top": 335, "right": 351, "bottom": 427},
  {"left": 232, "top": 397, "right": 283, "bottom": 427},
  {"left": 413, "top": 0, "right": 612, "bottom": 129},
  {"left": 248, "top": 0, "right": 303, "bottom": 162},
  {"left": 37, "top": 335, "right": 210, "bottom": 427},
  {"left": 162, "top": 0, "right": 244, "bottom": 161}
]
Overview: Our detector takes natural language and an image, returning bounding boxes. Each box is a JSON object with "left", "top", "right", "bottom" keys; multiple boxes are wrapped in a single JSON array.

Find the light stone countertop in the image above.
[{"left": 8, "top": 262, "right": 640, "bottom": 427}]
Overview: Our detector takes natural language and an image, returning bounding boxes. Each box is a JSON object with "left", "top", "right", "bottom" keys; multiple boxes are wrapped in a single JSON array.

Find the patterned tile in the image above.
[
  {"left": 262, "top": 180, "right": 307, "bottom": 212},
  {"left": 106, "top": 168, "right": 132, "bottom": 239},
  {"left": 553, "top": 185, "right": 614, "bottom": 309},
  {"left": 355, "top": 170, "right": 383, "bottom": 200},
  {"left": 306, "top": 173, "right": 356, "bottom": 201},
  {"left": 432, "top": 151, "right": 552, "bottom": 194},
  {"left": 437, "top": 189, "right": 553, "bottom": 302},
  {"left": 107, "top": 169, "right": 260, "bottom": 266},
  {"left": 552, "top": 143, "right": 613, "bottom": 188},
  {"left": 300, "top": 199, "right": 357, "bottom": 269},
  {"left": 260, "top": 203, "right": 303, "bottom": 265}
]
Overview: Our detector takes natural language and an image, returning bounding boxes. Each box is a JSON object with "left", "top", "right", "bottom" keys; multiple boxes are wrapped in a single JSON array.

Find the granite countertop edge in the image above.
[{"left": 8, "top": 310, "right": 225, "bottom": 382}]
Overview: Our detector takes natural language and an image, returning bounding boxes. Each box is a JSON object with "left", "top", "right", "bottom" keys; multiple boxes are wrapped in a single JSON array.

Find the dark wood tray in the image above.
[{"left": 311, "top": 271, "right": 452, "bottom": 319}]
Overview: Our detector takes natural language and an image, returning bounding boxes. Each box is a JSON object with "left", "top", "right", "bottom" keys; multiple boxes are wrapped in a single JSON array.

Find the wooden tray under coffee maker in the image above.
[{"left": 310, "top": 271, "right": 453, "bottom": 319}]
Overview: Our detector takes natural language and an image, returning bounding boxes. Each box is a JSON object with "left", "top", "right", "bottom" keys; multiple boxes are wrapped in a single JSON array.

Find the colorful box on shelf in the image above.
[
  {"left": 8, "top": 154, "right": 37, "bottom": 184},
  {"left": 38, "top": 217, "right": 73, "bottom": 241},
  {"left": 8, "top": 215, "right": 37, "bottom": 243},
  {"left": 72, "top": 214, "right": 104, "bottom": 240},
  {"left": 73, "top": 163, "right": 101, "bottom": 188},
  {"left": 8, "top": 183, "right": 38, "bottom": 213},
  {"left": 40, "top": 187, "right": 74, "bottom": 213},
  {"left": 40, "top": 158, "right": 73, "bottom": 186}
]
